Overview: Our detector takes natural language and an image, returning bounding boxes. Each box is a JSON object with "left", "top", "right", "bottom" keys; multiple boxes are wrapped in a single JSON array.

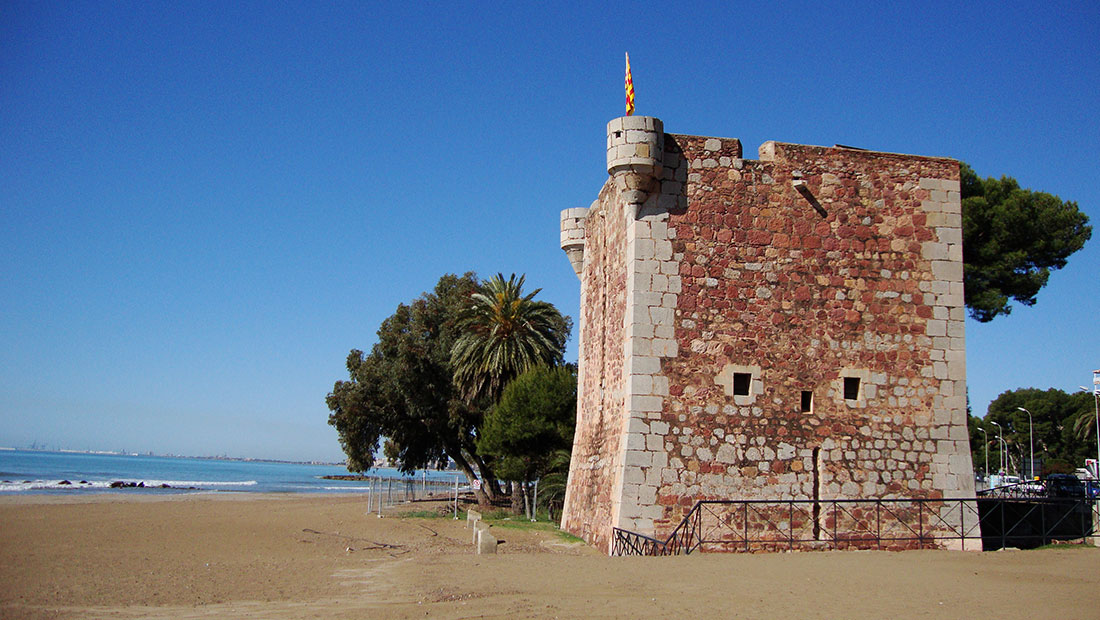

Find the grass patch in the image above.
[
  {"left": 1030, "top": 540, "right": 1095, "bottom": 550},
  {"left": 396, "top": 509, "right": 446, "bottom": 519},
  {"left": 475, "top": 510, "right": 586, "bottom": 544}
]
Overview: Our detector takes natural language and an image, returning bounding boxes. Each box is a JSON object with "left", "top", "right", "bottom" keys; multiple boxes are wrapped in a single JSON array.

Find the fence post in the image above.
[
  {"left": 788, "top": 501, "right": 794, "bottom": 551},
  {"left": 742, "top": 502, "right": 748, "bottom": 552},
  {"left": 876, "top": 501, "right": 881, "bottom": 550},
  {"left": 918, "top": 501, "right": 924, "bottom": 548}
]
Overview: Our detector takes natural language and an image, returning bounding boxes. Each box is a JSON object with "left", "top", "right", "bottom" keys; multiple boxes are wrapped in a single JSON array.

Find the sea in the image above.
[{"left": 0, "top": 449, "right": 464, "bottom": 495}]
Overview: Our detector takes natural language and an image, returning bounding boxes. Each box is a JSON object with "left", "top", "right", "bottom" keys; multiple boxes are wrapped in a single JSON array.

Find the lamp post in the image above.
[
  {"left": 1082, "top": 369, "right": 1100, "bottom": 481},
  {"left": 980, "top": 426, "right": 989, "bottom": 483},
  {"left": 1017, "top": 407, "right": 1034, "bottom": 480},
  {"left": 1095, "top": 369, "right": 1100, "bottom": 482},
  {"left": 991, "top": 420, "right": 1004, "bottom": 475}
]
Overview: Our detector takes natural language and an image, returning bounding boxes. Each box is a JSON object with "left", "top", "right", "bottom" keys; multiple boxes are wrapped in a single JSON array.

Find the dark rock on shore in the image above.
[{"left": 58, "top": 480, "right": 71, "bottom": 485}]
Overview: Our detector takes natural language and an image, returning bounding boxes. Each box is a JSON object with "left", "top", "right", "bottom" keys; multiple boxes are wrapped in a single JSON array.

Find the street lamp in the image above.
[
  {"left": 991, "top": 420, "right": 1004, "bottom": 476},
  {"left": 1095, "top": 369, "right": 1100, "bottom": 482},
  {"left": 1017, "top": 407, "right": 1034, "bottom": 480},
  {"left": 979, "top": 426, "right": 989, "bottom": 483},
  {"left": 1080, "top": 368, "right": 1100, "bottom": 481},
  {"left": 999, "top": 437, "right": 1011, "bottom": 476}
]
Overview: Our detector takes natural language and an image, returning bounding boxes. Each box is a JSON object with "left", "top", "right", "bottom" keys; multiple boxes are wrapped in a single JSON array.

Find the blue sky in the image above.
[{"left": 2, "top": 2, "right": 1097, "bottom": 462}]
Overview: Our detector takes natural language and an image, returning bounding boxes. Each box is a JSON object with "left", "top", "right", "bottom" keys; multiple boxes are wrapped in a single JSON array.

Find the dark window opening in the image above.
[
  {"left": 733, "top": 372, "right": 751, "bottom": 396},
  {"left": 843, "top": 377, "right": 860, "bottom": 401},
  {"left": 800, "top": 390, "right": 813, "bottom": 413}
]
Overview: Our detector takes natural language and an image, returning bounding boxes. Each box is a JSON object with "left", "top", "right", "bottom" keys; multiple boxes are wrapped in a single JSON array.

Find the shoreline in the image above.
[{"left": 2, "top": 494, "right": 1098, "bottom": 619}]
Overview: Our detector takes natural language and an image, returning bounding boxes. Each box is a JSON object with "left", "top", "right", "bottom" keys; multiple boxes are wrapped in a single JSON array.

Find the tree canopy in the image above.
[
  {"left": 326, "top": 273, "right": 499, "bottom": 500},
  {"left": 477, "top": 364, "right": 577, "bottom": 484},
  {"left": 961, "top": 163, "right": 1091, "bottom": 322},
  {"left": 326, "top": 272, "right": 573, "bottom": 507},
  {"left": 451, "top": 273, "right": 571, "bottom": 405},
  {"left": 969, "top": 387, "right": 1096, "bottom": 476}
]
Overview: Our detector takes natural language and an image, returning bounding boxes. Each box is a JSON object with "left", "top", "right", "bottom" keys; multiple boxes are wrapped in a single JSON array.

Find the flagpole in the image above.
[{"left": 625, "top": 52, "right": 635, "bottom": 116}]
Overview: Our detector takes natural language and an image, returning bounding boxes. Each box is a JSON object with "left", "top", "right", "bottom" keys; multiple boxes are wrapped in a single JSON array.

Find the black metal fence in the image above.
[{"left": 612, "top": 496, "right": 1098, "bottom": 556}]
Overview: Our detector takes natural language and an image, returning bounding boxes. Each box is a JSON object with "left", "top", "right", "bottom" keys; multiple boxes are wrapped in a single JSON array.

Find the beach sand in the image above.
[{"left": 2, "top": 493, "right": 1098, "bottom": 619}]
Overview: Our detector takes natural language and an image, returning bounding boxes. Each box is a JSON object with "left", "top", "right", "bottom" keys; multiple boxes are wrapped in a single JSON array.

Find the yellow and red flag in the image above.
[{"left": 625, "top": 52, "right": 635, "bottom": 116}]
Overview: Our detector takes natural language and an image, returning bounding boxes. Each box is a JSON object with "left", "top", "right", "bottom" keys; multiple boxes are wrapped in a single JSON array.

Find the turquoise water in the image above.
[{"left": 0, "top": 449, "right": 462, "bottom": 495}]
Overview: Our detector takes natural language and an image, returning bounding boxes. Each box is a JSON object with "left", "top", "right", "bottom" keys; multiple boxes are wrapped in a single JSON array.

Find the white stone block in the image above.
[
  {"left": 652, "top": 375, "right": 670, "bottom": 396},
  {"left": 931, "top": 260, "right": 963, "bottom": 283},
  {"left": 622, "top": 465, "right": 645, "bottom": 484},
  {"left": 629, "top": 374, "right": 653, "bottom": 395},
  {"left": 629, "top": 322, "right": 654, "bottom": 339},
  {"left": 646, "top": 434, "right": 663, "bottom": 451},
  {"left": 632, "top": 395, "right": 664, "bottom": 412},
  {"left": 936, "top": 227, "right": 962, "bottom": 245},
  {"left": 650, "top": 273, "right": 668, "bottom": 292},
  {"left": 650, "top": 307, "right": 674, "bottom": 326},
  {"left": 921, "top": 242, "right": 948, "bottom": 260},
  {"left": 925, "top": 319, "right": 946, "bottom": 337}
]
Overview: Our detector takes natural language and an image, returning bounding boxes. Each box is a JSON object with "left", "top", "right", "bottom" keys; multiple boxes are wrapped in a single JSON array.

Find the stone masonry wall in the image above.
[
  {"left": 561, "top": 118, "right": 975, "bottom": 554},
  {"left": 559, "top": 182, "right": 629, "bottom": 552}
]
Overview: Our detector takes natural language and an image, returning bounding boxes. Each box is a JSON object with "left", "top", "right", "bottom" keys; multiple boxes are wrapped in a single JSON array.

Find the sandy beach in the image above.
[{"left": 2, "top": 493, "right": 1098, "bottom": 619}]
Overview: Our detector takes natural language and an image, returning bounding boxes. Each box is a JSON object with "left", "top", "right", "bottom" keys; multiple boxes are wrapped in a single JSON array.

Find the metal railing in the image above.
[{"left": 612, "top": 496, "right": 1098, "bottom": 556}]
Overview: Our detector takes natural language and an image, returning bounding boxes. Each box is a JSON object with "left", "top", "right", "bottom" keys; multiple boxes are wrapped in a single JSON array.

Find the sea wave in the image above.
[
  {"left": 145, "top": 480, "right": 258, "bottom": 488},
  {"left": 0, "top": 479, "right": 258, "bottom": 492},
  {"left": 0, "top": 480, "right": 112, "bottom": 492}
]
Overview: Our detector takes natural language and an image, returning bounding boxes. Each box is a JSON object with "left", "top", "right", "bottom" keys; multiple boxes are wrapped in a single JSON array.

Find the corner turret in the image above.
[
  {"left": 559, "top": 206, "right": 590, "bottom": 278},
  {"left": 606, "top": 116, "right": 663, "bottom": 216}
]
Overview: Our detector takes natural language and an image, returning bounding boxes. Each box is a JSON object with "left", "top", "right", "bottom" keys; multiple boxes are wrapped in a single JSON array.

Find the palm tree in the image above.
[
  {"left": 1073, "top": 408, "right": 1096, "bottom": 443},
  {"left": 451, "top": 273, "right": 568, "bottom": 405}
]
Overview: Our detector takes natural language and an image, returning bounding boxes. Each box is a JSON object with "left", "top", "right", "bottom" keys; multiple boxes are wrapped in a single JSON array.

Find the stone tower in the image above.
[{"left": 559, "top": 116, "right": 975, "bottom": 554}]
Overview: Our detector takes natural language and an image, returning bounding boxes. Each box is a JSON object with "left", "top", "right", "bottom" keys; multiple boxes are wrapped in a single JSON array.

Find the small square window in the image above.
[
  {"left": 843, "top": 377, "right": 860, "bottom": 401},
  {"left": 733, "top": 373, "right": 751, "bottom": 396},
  {"left": 801, "top": 390, "right": 813, "bottom": 413}
]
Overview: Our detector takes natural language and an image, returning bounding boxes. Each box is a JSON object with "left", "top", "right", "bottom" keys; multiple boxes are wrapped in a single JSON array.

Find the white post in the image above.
[
  {"left": 377, "top": 476, "right": 382, "bottom": 518},
  {"left": 453, "top": 474, "right": 459, "bottom": 519},
  {"left": 991, "top": 421, "right": 1003, "bottom": 475},
  {"left": 980, "top": 427, "right": 989, "bottom": 484},
  {"left": 531, "top": 479, "right": 539, "bottom": 522},
  {"left": 1018, "top": 407, "right": 1034, "bottom": 479},
  {"left": 1093, "top": 370, "right": 1099, "bottom": 487}
]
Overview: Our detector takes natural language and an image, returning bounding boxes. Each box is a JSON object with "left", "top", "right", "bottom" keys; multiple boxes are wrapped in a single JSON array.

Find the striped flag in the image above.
[{"left": 625, "top": 52, "right": 635, "bottom": 116}]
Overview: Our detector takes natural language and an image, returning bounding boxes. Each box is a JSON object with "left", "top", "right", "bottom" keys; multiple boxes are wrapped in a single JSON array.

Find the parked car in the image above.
[
  {"left": 1087, "top": 480, "right": 1100, "bottom": 499},
  {"left": 1045, "top": 473, "right": 1087, "bottom": 498}
]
